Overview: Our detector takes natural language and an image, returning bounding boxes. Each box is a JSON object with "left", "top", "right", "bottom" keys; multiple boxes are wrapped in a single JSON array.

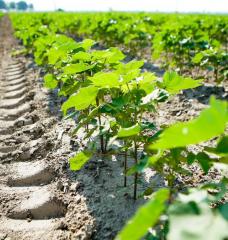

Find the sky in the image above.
[{"left": 11, "top": 0, "right": 228, "bottom": 13}]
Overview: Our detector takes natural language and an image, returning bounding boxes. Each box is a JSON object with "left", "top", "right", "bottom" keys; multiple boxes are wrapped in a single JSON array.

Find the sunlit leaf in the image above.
[
  {"left": 117, "top": 124, "right": 141, "bottom": 138},
  {"left": 116, "top": 189, "right": 170, "bottom": 240},
  {"left": 160, "top": 71, "right": 202, "bottom": 94},
  {"left": 150, "top": 97, "right": 228, "bottom": 149},
  {"left": 64, "top": 63, "right": 94, "bottom": 74},
  {"left": 72, "top": 51, "right": 91, "bottom": 61},
  {"left": 89, "top": 72, "right": 120, "bottom": 88},
  {"left": 43, "top": 73, "right": 58, "bottom": 89},
  {"left": 70, "top": 151, "right": 92, "bottom": 170},
  {"left": 61, "top": 86, "right": 98, "bottom": 114}
]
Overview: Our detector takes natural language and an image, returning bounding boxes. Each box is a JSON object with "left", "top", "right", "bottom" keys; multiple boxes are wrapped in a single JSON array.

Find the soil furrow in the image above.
[
  {"left": 0, "top": 16, "right": 69, "bottom": 239},
  {"left": 0, "top": 15, "right": 97, "bottom": 240}
]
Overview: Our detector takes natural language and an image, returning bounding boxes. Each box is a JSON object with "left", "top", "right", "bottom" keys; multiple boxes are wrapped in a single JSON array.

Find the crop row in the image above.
[
  {"left": 9, "top": 13, "right": 228, "bottom": 240},
  {"left": 11, "top": 12, "right": 228, "bottom": 83}
]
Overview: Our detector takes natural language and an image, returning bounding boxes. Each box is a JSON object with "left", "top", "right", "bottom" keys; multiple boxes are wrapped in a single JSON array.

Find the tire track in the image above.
[
  {"left": 0, "top": 16, "right": 96, "bottom": 240},
  {"left": 0, "top": 17, "right": 68, "bottom": 240}
]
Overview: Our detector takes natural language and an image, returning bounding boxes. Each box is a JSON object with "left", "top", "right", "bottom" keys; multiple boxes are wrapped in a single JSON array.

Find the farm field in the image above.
[{"left": 0, "top": 11, "right": 228, "bottom": 240}]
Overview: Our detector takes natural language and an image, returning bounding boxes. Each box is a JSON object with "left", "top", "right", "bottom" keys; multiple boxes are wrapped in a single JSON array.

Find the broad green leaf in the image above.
[
  {"left": 116, "top": 189, "right": 169, "bottom": 240},
  {"left": 81, "top": 39, "right": 95, "bottom": 50},
  {"left": 61, "top": 86, "right": 98, "bottom": 115},
  {"left": 215, "top": 136, "right": 228, "bottom": 154},
  {"left": 115, "top": 60, "right": 144, "bottom": 74},
  {"left": 107, "top": 47, "right": 125, "bottom": 63},
  {"left": 138, "top": 72, "right": 157, "bottom": 94},
  {"left": 160, "top": 71, "right": 202, "bottom": 94},
  {"left": 58, "top": 41, "right": 81, "bottom": 52},
  {"left": 150, "top": 97, "right": 228, "bottom": 149},
  {"left": 89, "top": 72, "right": 120, "bottom": 88},
  {"left": 70, "top": 151, "right": 92, "bottom": 171},
  {"left": 72, "top": 52, "right": 91, "bottom": 61},
  {"left": 192, "top": 52, "right": 204, "bottom": 64},
  {"left": 64, "top": 63, "right": 94, "bottom": 74},
  {"left": 43, "top": 73, "right": 58, "bottom": 89},
  {"left": 48, "top": 48, "right": 66, "bottom": 65},
  {"left": 196, "top": 152, "right": 212, "bottom": 174},
  {"left": 115, "top": 61, "right": 144, "bottom": 84},
  {"left": 92, "top": 48, "right": 125, "bottom": 63},
  {"left": 117, "top": 124, "right": 141, "bottom": 138}
]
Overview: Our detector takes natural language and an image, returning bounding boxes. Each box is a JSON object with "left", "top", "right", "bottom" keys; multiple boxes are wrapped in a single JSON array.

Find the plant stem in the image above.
[
  {"left": 124, "top": 146, "right": 127, "bottom": 187},
  {"left": 96, "top": 98, "right": 105, "bottom": 153},
  {"left": 133, "top": 140, "right": 138, "bottom": 200}
]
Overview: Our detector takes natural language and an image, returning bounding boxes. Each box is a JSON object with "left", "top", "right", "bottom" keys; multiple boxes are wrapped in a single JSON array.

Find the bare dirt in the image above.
[
  {"left": 0, "top": 15, "right": 227, "bottom": 240},
  {"left": 0, "top": 16, "right": 93, "bottom": 240}
]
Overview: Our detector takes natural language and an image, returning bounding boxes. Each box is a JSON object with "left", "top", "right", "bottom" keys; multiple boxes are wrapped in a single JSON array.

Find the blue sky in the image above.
[{"left": 13, "top": 0, "right": 228, "bottom": 12}]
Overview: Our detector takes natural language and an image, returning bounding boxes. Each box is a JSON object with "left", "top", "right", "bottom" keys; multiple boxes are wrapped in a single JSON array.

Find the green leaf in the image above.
[
  {"left": 115, "top": 60, "right": 144, "bottom": 73},
  {"left": 107, "top": 47, "right": 126, "bottom": 63},
  {"left": 168, "top": 190, "right": 228, "bottom": 240},
  {"left": 117, "top": 124, "right": 141, "bottom": 138},
  {"left": 116, "top": 189, "right": 169, "bottom": 240},
  {"left": 81, "top": 39, "right": 95, "bottom": 51},
  {"left": 43, "top": 73, "right": 58, "bottom": 89},
  {"left": 150, "top": 97, "right": 228, "bottom": 149},
  {"left": 92, "top": 47, "right": 125, "bottom": 64},
  {"left": 127, "top": 156, "right": 149, "bottom": 176},
  {"left": 196, "top": 152, "right": 212, "bottom": 174},
  {"left": 71, "top": 107, "right": 99, "bottom": 136},
  {"left": 64, "top": 63, "right": 94, "bottom": 74},
  {"left": 61, "top": 86, "right": 98, "bottom": 115},
  {"left": 48, "top": 48, "right": 66, "bottom": 65},
  {"left": 215, "top": 136, "right": 228, "bottom": 154},
  {"left": 192, "top": 52, "right": 204, "bottom": 64},
  {"left": 138, "top": 72, "right": 156, "bottom": 94},
  {"left": 160, "top": 71, "right": 202, "bottom": 94},
  {"left": 72, "top": 52, "right": 91, "bottom": 61},
  {"left": 70, "top": 151, "right": 92, "bottom": 171},
  {"left": 89, "top": 72, "right": 120, "bottom": 88}
]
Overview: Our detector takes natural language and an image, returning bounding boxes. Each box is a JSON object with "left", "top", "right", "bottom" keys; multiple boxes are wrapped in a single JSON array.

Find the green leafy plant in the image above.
[{"left": 10, "top": 12, "right": 228, "bottom": 240}]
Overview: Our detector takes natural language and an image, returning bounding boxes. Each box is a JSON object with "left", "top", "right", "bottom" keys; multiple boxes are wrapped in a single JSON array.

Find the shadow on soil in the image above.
[{"left": 182, "top": 84, "right": 228, "bottom": 104}]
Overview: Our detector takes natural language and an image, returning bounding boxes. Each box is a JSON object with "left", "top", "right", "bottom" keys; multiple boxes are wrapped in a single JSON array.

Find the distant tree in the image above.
[
  {"left": 28, "top": 3, "right": 33, "bottom": 10},
  {"left": 0, "top": 0, "right": 7, "bottom": 9},
  {"left": 16, "top": 1, "right": 28, "bottom": 11},
  {"left": 56, "top": 8, "right": 64, "bottom": 12},
  {"left": 9, "top": 2, "right": 16, "bottom": 9}
]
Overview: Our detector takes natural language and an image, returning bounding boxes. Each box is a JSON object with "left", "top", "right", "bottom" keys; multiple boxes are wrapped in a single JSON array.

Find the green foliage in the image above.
[
  {"left": 70, "top": 151, "right": 92, "bottom": 170},
  {"left": 150, "top": 97, "right": 228, "bottom": 149},
  {"left": 116, "top": 189, "right": 170, "bottom": 240},
  {"left": 168, "top": 189, "right": 228, "bottom": 240},
  {"left": 117, "top": 124, "right": 141, "bottom": 138},
  {"left": 62, "top": 86, "right": 98, "bottom": 114},
  {"left": 64, "top": 63, "right": 94, "bottom": 74},
  {"left": 159, "top": 71, "right": 202, "bottom": 94},
  {"left": 44, "top": 74, "right": 58, "bottom": 89},
  {"left": 10, "top": 12, "right": 228, "bottom": 240}
]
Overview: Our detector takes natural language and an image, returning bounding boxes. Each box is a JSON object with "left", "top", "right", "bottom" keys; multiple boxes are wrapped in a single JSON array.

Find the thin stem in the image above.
[
  {"left": 124, "top": 146, "right": 127, "bottom": 187},
  {"left": 96, "top": 97, "right": 105, "bottom": 153},
  {"left": 133, "top": 140, "right": 138, "bottom": 200}
]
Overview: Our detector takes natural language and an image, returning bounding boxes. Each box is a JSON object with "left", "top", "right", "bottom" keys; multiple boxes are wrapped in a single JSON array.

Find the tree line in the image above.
[{"left": 0, "top": 1, "right": 33, "bottom": 11}]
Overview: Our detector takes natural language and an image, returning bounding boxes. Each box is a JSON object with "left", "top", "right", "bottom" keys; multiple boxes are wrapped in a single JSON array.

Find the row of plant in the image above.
[
  {"left": 152, "top": 17, "right": 228, "bottom": 83},
  {"left": 10, "top": 13, "right": 228, "bottom": 240},
  {"left": 10, "top": 12, "right": 228, "bottom": 83}
]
